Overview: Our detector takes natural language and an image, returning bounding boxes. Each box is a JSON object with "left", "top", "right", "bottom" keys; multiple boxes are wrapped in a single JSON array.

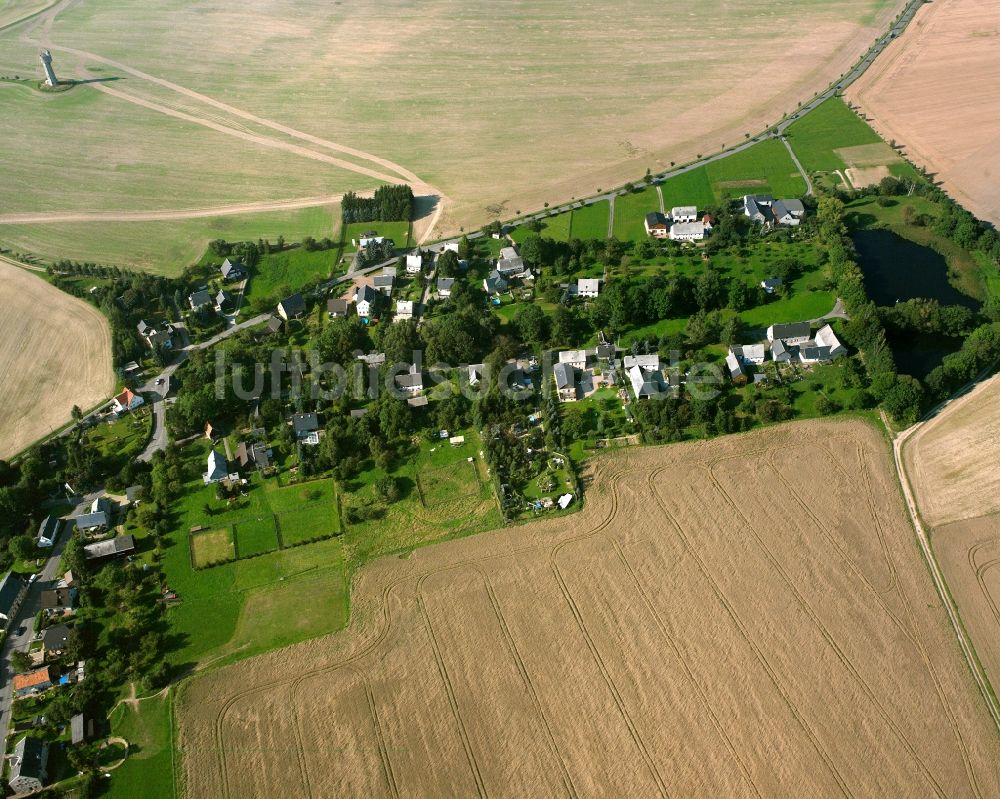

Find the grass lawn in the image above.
[
  {"left": 784, "top": 97, "right": 881, "bottom": 172},
  {"left": 613, "top": 186, "right": 659, "bottom": 242},
  {"left": 704, "top": 138, "right": 806, "bottom": 199},
  {"left": 788, "top": 362, "right": 858, "bottom": 417},
  {"left": 233, "top": 514, "right": 280, "bottom": 557},
  {"left": 569, "top": 201, "right": 610, "bottom": 240},
  {"left": 277, "top": 505, "right": 340, "bottom": 546},
  {"left": 244, "top": 246, "right": 336, "bottom": 305},
  {"left": 659, "top": 169, "right": 715, "bottom": 212},
  {"left": 86, "top": 409, "right": 151, "bottom": 459},
  {"left": 343, "top": 220, "right": 412, "bottom": 250},
  {"left": 263, "top": 478, "right": 337, "bottom": 512},
  {"left": 740, "top": 289, "right": 836, "bottom": 328},
  {"left": 105, "top": 692, "right": 174, "bottom": 799},
  {"left": 511, "top": 210, "right": 572, "bottom": 243},
  {"left": 190, "top": 528, "right": 235, "bottom": 568}
]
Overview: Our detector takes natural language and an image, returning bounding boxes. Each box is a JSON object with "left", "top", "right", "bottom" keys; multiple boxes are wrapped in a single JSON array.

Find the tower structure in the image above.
[{"left": 39, "top": 50, "right": 57, "bottom": 87}]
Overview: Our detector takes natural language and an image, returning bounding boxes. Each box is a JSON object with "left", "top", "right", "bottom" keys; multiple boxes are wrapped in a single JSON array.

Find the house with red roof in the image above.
[{"left": 111, "top": 387, "right": 144, "bottom": 414}]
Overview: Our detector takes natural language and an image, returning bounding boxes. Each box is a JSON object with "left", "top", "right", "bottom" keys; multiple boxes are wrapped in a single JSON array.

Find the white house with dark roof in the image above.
[
  {"left": 219, "top": 258, "right": 246, "bottom": 281},
  {"left": 354, "top": 284, "right": 379, "bottom": 317},
  {"left": 814, "top": 324, "right": 847, "bottom": 359},
  {"left": 732, "top": 344, "right": 766, "bottom": 366},
  {"left": 767, "top": 321, "right": 812, "bottom": 345},
  {"left": 405, "top": 253, "right": 423, "bottom": 274},
  {"left": 136, "top": 320, "right": 173, "bottom": 350},
  {"left": 628, "top": 364, "right": 666, "bottom": 399},
  {"left": 484, "top": 270, "right": 508, "bottom": 295},
  {"left": 395, "top": 364, "right": 424, "bottom": 394},
  {"left": 203, "top": 449, "right": 228, "bottom": 484},
  {"left": 188, "top": 288, "right": 212, "bottom": 311},
  {"left": 497, "top": 246, "right": 526, "bottom": 276},
  {"left": 9, "top": 736, "right": 47, "bottom": 795},
  {"left": 373, "top": 274, "right": 395, "bottom": 296},
  {"left": 623, "top": 354, "right": 659, "bottom": 370},
  {"left": 771, "top": 339, "right": 792, "bottom": 363},
  {"left": 436, "top": 277, "right": 455, "bottom": 299},
  {"left": 553, "top": 362, "right": 577, "bottom": 402},
  {"left": 671, "top": 206, "right": 698, "bottom": 223},
  {"left": 277, "top": 293, "right": 306, "bottom": 320},
  {"left": 558, "top": 350, "right": 589, "bottom": 370},
  {"left": 726, "top": 351, "right": 744, "bottom": 381},
  {"left": 771, "top": 200, "right": 801, "bottom": 226}
]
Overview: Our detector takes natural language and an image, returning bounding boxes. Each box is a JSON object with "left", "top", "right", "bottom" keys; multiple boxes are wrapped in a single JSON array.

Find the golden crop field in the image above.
[
  {"left": 177, "top": 419, "right": 1000, "bottom": 798},
  {"left": 0, "top": 259, "right": 113, "bottom": 459},
  {"left": 0, "top": 0, "right": 905, "bottom": 271}
]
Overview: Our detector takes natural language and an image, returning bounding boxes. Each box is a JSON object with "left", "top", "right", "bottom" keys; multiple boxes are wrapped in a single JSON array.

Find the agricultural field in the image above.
[
  {"left": 704, "top": 138, "right": 806, "bottom": 199},
  {"left": 0, "top": 259, "right": 114, "bottom": 459},
  {"left": 612, "top": 186, "right": 660, "bottom": 242},
  {"left": 0, "top": 0, "right": 904, "bottom": 268},
  {"left": 784, "top": 96, "right": 883, "bottom": 172},
  {"left": 902, "top": 373, "right": 1000, "bottom": 528},
  {"left": 177, "top": 418, "right": 1000, "bottom": 798},
  {"left": 848, "top": 0, "right": 1000, "bottom": 226}
]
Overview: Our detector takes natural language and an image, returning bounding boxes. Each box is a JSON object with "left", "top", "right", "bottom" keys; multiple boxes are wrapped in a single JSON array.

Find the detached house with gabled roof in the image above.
[
  {"left": 112, "top": 387, "right": 144, "bottom": 415},
  {"left": 36, "top": 516, "right": 61, "bottom": 548},
  {"left": 644, "top": 212, "right": 670, "bottom": 238},
  {"left": 136, "top": 320, "right": 173, "bottom": 350},
  {"left": 9, "top": 735, "right": 48, "bottom": 795},
  {"left": 553, "top": 362, "right": 577, "bottom": 402},
  {"left": 484, "top": 270, "right": 508, "bottom": 295},
  {"left": 203, "top": 449, "right": 228, "bottom": 484},
  {"left": 405, "top": 253, "right": 423, "bottom": 274},
  {"left": 13, "top": 666, "right": 54, "bottom": 698},
  {"left": 277, "top": 293, "right": 306, "bottom": 321},
  {"left": 219, "top": 257, "right": 246, "bottom": 281},
  {"left": 0, "top": 573, "right": 27, "bottom": 632},
  {"left": 215, "top": 289, "right": 232, "bottom": 312},
  {"left": 189, "top": 288, "right": 212, "bottom": 311},
  {"left": 354, "top": 284, "right": 379, "bottom": 318},
  {"left": 766, "top": 321, "right": 812, "bottom": 345},
  {"left": 436, "top": 277, "right": 455, "bottom": 299}
]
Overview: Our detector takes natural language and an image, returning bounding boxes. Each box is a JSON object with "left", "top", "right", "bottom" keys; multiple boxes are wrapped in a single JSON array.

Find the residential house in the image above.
[
  {"left": 395, "top": 300, "right": 414, "bottom": 321},
  {"left": 265, "top": 315, "right": 283, "bottom": 335},
  {"left": 436, "top": 277, "right": 455, "bottom": 299},
  {"left": 75, "top": 497, "right": 113, "bottom": 534},
  {"left": 395, "top": 364, "right": 423, "bottom": 395},
  {"left": 814, "top": 324, "right": 847, "bottom": 359},
  {"left": 40, "top": 586, "right": 75, "bottom": 616},
  {"left": 732, "top": 344, "right": 766, "bottom": 366},
  {"left": 382, "top": 265, "right": 397, "bottom": 279},
  {"left": 203, "top": 450, "right": 228, "bottom": 484},
  {"left": 111, "top": 387, "right": 144, "bottom": 414},
  {"left": 497, "top": 252, "right": 526, "bottom": 278},
  {"left": 771, "top": 200, "right": 801, "bottom": 226},
  {"left": 671, "top": 206, "right": 698, "bottom": 223},
  {"left": 442, "top": 242, "right": 459, "bottom": 253},
  {"left": 277, "top": 293, "right": 306, "bottom": 321},
  {"left": 188, "top": 289, "right": 212, "bottom": 311},
  {"left": 483, "top": 270, "right": 508, "bottom": 295},
  {"left": 405, "top": 253, "right": 423, "bottom": 274},
  {"left": 0, "top": 573, "right": 27, "bottom": 632},
  {"left": 771, "top": 339, "right": 791, "bottom": 363},
  {"left": 799, "top": 344, "right": 833, "bottom": 364},
  {"left": 559, "top": 350, "right": 589, "bottom": 370},
  {"left": 9, "top": 735, "right": 48, "bottom": 794},
  {"left": 327, "top": 298, "right": 349, "bottom": 318},
  {"left": 742, "top": 194, "right": 772, "bottom": 224},
  {"left": 742, "top": 194, "right": 805, "bottom": 226},
  {"left": 83, "top": 534, "right": 136, "bottom": 563},
  {"left": 36, "top": 516, "right": 61, "bottom": 548},
  {"left": 623, "top": 354, "right": 660, "bottom": 370},
  {"left": 13, "top": 667, "right": 54, "bottom": 698},
  {"left": 577, "top": 278, "right": 600, "bottom": 298},
  {"left": 628, "top": 364, "right": 667, "bottom": 399},
  {"left": 702, "top": 214, "right": 715, "bottom": 230},
  {"left": 354, "top": 284, "right": 379, "bottom": 317},
  {"left": 71, "top": 714, "right": 95, "bottom": 746},
  {"left": 467, "top": 364, "right": 485, "bottom": 387},
  {"left": 644, "top": 212, "right": 670, "bottom": 238},
  {"left": 42, "top": 624, "right": 71, "bottom": 657},
  {"left": 215, "top": 289, "right": 232, "bottom": 312},
  {"left": 219, "top": 258, "right": 246, "bottom": 281},
  {"left": 766, "top": 321, "right": 812, "bottom": 345},
  {"left": 407, "top": 396, "right": 429, "bottom": 408},
  {"left": 136, "top": 320, "right": 173, "bottom": 350},
  {"left": 292, "top": 413, "right": 320, "bottom": 444},
  {"left": 761, "top": 277, "right": 783, "bottom": 294},
  {"left": 553, "top": 361, "right": 577, "bottom": 402},
  {"left": 725, "top": 351, "right": 745, "bottom": 381},
  {"left": 373, "top": 274, "right": 395, "bottom": 296},
  {"left": 236, "top": 440, "right": 272, "bottom": 470},
  {"left": 669, "top": 222, "right": 707, "bottom": 241}
]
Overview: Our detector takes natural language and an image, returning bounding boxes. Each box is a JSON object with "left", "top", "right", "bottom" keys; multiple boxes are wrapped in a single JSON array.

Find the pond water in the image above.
[
  {"left": 852, "top": 229, "right": 980, "bottom": 379},
  {"left": 852, "top": 229, "right": 980, "bottom": 310}
]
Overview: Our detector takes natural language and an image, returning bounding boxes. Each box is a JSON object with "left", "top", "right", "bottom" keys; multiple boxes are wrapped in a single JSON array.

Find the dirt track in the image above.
[
  {"left": 848, "top": 0, "right": 1000, "bottom": 226},
  {"left": 0, "top": 260, "right": 113, "bottom": 458},
  {"left": 178, "top": 419, "right": 1000, "bottom": 798}
]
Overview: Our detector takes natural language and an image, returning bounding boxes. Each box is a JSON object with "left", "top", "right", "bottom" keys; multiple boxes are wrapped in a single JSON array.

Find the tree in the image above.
[
  {"left": 374, "top": 475, "right": 400, "bottom": 503},
  {"left": 436, "top": 250, "right": 460, "bottom": 277},
  {"left": 8, "top": 534, "right": 36, "bottom": 563},
  {"left": 882, "top": 374, "right": 924, "bottom": 427},
  {"left": 71, "top": 405, "right": 83, "bottom": 423},
  {"left": 513, "top": 304, "right": 549, "bottom": 346},
  {"left": 10, "top": 650, "right": 32, "bottom": 673}
]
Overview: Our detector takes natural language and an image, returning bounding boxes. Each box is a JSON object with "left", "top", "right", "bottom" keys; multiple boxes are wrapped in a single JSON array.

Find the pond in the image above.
[
  {"left": 853, "top": 229, "right": 980, "bottom": 379},
  {"left": 852, "top": 229, "right": 980, "bottom": 310}
]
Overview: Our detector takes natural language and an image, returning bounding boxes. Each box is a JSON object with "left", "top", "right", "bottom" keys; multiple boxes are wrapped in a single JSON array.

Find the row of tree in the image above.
[{"left": 342, "top": 184, "right": 415, "bottom": 223}]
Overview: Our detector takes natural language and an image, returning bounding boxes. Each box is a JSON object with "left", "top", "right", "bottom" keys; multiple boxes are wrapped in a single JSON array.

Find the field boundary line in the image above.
[
  {"left": 645, "top": 464, "right": 855, "bottom": 797},
  {"left": 707, "top": 456, "right": 951, "bottom": 798}
]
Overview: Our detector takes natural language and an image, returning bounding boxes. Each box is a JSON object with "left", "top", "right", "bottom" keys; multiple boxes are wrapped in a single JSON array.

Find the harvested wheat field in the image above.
[
  {"left": 0, "top": 260, "right": 113, "bottom": 458},
  {"left": 848, "top": 0, "right": 1000, "bottom": 226},
  {"left": 903, "top": 373, "right": 1000, "bottom": 528},
  {"left": 936, "top": 514, "right": 1000, "bottom": 694},
  {"left": 178, "top": 419, "right": 1000, "bottom": 799}
]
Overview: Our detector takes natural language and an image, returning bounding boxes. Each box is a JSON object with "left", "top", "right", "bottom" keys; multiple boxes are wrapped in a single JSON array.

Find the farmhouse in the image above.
[
  {"left": 577, "top": 278, "right": 600, "bottom": 298},
  {"left": 743, "top": 195, "right": 806, "bottom": 226},
  {"left": 373, "top": 274, "right": 395, "bottom": 296},
  {"left": 553, "top": 362, "right": 577, "bottom": 402},
  {"left": 405, "top": 253, "right": 423, "bottom": 274},
  {"left": 83, "top": 534, "right": 135, "bottom": 563},
  {"left": 644, "top": 212, "right": 670, "bottom": 238},
  {"left": 354, "top": 284, "right": 379, "bottom": 317},
  {"left": 771, "top": 200, "right": 802, "bottom": 226},
  {"left": 36, "top": 516, "right": 61, "bottom": 548},
  {"left": 75, "top": 497, "right": 114, "bottom": 534},
  {"left": 188, "top": 289, "right": 212, "bottom": 310},
  {"left": 628, "top": 364, "right": 667, "bottom": 399},
  {"left": 0, "top": 573, "right": 27, "bottom": 632},
  {"left": 395, "top": 300, "right": 414, "bottom": 321},
  {"left": 111, "top": 387, "right": 144, "bottom": 414},
  {"left": 670, "top": 222, "right": 707, "bottom": 242},
  {"left": 767, "top": 321, "right": 812, "bottom": 345},
  {"left": 743, "top": 194, "right": 771, "bottom": 224},
  {"left": 326, "top": 298, "right": 348, "bottom": 318},
  {"left": 484, "top": 270, "right": 508, "bottom": 295},
  {"left": 9, "top": 735, "right": 47, "bottom": 795},
  {"left": 623, "top": 354, "right": 659, "bottom": 370},
  {"left": 203, "top": 450, "right": 228, "bottom": 484},
  {"left": 13, "top": 667, "right": 54, "bottom": 698},
  {"left": 558, "top": 350, "right": 589, "bottom": 370},
  {"left": 277, "top": 293, "right": 306, "bottom": 321},
  {"left": 814, "top": 323, "right": 847, "bottom": 358},
  {"left": 771, "top": 339, "right": 792, "bottom": 363},
  {"left": 219, "top": 258, "right": 246, "bottom": 281},
  {"left": 436, "top": 277, "right": 455, "bottom": 299},
  {"left": 732, "top": 344, "right": 766, "bottom": 365},
  {"left": 671, "top": 206, "right": 698, "bottom": 223}
]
